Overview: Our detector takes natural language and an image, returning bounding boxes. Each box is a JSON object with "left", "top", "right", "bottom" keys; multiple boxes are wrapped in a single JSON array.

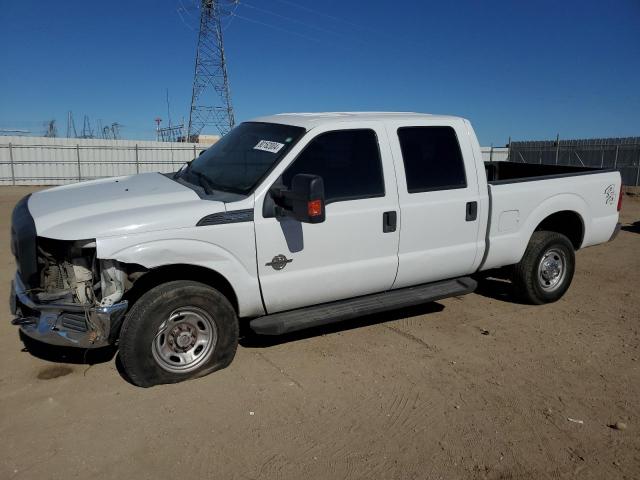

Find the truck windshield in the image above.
[{"left": 181, "top": 122, "right": 306, "bottom": 195}]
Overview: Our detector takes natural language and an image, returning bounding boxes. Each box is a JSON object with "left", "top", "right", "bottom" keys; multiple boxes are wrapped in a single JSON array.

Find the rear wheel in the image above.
[
  {"left": 512, "top": 231, "right": 575, "bottom": 304},
  {"left": 118, "top": 280, "right": 238, "bottom": 387}
]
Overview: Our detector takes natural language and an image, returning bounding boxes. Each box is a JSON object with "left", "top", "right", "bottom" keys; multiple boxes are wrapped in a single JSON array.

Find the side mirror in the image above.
[{"left": 272, "top": 174, "right": 325, "bottom": 224}]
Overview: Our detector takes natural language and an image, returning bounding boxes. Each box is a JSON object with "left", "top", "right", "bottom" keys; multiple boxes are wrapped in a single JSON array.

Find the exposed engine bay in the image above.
[{"left": 35, "top": 237, "right": 142, "bottom": 308}]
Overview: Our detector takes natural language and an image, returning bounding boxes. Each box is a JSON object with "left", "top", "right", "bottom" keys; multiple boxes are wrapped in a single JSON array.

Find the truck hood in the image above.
[{"left": 28, "top": 173, "right": 226, "bottom": 239}]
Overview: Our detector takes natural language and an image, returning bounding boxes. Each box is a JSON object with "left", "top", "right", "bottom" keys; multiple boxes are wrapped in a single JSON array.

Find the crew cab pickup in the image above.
[{"left": 10, "top": 112, "right": 622, "bottom": 386}]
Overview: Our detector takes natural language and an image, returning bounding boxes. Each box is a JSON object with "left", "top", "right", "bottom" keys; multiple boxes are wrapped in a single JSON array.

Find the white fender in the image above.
[{"left": 97, "top": 229, "right": 265, "bottom": 318}]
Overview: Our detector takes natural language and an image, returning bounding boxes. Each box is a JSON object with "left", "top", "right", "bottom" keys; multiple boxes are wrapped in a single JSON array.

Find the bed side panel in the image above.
[{"left": 482, "top": 171, "right": 620, "bottom": 270}]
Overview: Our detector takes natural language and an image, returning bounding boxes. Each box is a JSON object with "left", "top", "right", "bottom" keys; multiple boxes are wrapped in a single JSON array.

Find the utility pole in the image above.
[
  {"left": 110, "top": 122, "right": 122, "bottom": 140},
  {"left": 187, "top": 0, "right": 236, "bottom": 140},
  {"left": 66, "top": 111, "right": 77, "bottom": 138},
  {"left": 44, "top": 120, "right": 57, "bottom": 138},
  {"left": 81, "top": 115, "right": 94, "bottom": 138},
  {"left": 155, "top": 117, "right": 162, "bottom": 142},
  {"left": 166, "top": 88, "right": 172, "bottom": 128}
]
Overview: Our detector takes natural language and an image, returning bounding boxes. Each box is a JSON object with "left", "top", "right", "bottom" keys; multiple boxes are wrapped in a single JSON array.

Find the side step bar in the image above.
[{"left": 250, "top": 277, "right": 477, "bottom": 335}]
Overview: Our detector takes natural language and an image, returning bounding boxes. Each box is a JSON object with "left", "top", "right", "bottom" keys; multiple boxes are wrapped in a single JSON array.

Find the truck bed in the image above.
[
  {"left": 484, "top": 161, "right": 610, "bottom": 184},
  {"left": 480, "top": 162, "right": 620, "bottom": 272}
]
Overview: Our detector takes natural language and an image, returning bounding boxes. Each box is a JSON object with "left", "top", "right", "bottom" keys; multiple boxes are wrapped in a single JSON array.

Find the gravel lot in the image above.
[{"left": 1, "top": 186, "right": 638, "bottom": 480}]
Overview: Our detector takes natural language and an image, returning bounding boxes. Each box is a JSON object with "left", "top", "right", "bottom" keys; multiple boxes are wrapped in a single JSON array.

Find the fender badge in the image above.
[
  {"left": 266, "top": 254, "right": 293, "bottom": 271},
  {"left": 604, "top": 184, "right": 615, "bottom": 205}
]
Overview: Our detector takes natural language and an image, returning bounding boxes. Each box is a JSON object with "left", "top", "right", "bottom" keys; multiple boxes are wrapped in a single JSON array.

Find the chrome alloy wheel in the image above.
[
  {"left": 537, "top": 248, "right": 567, "bottom": 292},
  {"left": 152, "top": 307, "right": 217, "bottom": 373}
]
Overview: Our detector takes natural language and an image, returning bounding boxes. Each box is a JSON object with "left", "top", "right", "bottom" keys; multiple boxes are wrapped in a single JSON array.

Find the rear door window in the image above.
[{"left": 397, "top": 126, "right": 467, "bottom": 193}]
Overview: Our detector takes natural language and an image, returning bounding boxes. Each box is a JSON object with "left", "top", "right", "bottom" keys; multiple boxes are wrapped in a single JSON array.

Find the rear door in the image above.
[
  {"left": 387, "top": 119, "right": 484, "bottom": 289},
  {"left": 254, "top": 123, "right": 400, "bottom": 314}
]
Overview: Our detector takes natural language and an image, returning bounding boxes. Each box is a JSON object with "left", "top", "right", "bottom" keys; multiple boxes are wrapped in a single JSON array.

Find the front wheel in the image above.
[
  {"left": 512, "top": 231, "right": 575, "bottom": 305},
  {"left": 118, "top": 280, "right": 238, "bottom": 387}
]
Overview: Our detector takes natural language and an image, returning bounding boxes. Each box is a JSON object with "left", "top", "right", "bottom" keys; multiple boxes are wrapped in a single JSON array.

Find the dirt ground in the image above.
[{"left": 0, "top": 186, "right": 638, "bottom": 480}]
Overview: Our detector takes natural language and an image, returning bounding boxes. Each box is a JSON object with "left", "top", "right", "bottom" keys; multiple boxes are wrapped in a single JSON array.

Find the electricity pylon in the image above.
[{"left": 187, "top": 0, "right": 236, "bottom": 139}]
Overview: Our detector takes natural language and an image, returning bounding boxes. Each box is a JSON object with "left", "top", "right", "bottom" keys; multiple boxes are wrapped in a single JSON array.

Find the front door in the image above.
[{"left": 254, "top": 125, "right": 400, "bottom": 314}]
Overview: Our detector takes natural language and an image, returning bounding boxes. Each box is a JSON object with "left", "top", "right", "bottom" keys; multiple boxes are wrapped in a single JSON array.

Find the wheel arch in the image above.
[
  {"left": 482, "top": 192, "right": 590, "bottom": 271},
  {"left": 123, "top": 264, "right": 239, "bottom": 314},
  {"left": 534, "top": 210, "right": 585, "bottom": 250},
  {"left": 96, "top": 237, "right": 265, "bottom": 320}
]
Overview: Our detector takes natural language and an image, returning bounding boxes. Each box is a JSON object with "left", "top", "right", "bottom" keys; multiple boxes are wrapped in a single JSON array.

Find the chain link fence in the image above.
[{"left": 508, "top": 137, "right": 640, "bottom": 186}]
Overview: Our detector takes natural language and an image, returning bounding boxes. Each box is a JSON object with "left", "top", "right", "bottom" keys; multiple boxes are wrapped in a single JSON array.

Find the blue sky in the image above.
[{"left": 1, "top": 0, "right": 638, "bottom": 145}]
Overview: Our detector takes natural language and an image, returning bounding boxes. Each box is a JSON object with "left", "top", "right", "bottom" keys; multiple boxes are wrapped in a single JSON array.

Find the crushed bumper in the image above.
[{"left": 11, "top": 273, "right": 127, "bottom": 349}]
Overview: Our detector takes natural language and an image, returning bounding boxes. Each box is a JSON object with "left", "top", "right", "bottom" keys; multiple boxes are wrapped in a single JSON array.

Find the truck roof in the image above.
[{"left": 249, "top": 112, "right": 464, "bottom": 129}]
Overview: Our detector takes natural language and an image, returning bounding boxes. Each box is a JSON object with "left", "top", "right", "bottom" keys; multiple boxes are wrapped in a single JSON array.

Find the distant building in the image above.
[
  {"left": 179, "top": 134, "right": 221, "bottom": 145},
  {"left": 196, "top": 134, "right": 221, "bottom": 145}
]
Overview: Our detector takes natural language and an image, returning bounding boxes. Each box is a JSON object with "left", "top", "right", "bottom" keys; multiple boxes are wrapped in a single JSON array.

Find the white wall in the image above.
[
  {"left": 0, "top": 136, "right": 510, "bottom": 186},
  {"left": 480, "top": 147, "right": 509, "bottom": 163},
  {"left": 0, "top": 136, "right": 208, "bottom": 185}
]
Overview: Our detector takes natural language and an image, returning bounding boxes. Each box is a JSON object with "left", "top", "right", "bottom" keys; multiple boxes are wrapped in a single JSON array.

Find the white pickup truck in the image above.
[{"left": 11, "top": 112, "right": 622, "bottom": 386}]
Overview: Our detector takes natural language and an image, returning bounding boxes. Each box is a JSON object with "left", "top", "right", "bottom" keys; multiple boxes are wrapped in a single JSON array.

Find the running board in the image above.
[{"left": 250, "top": 277, "right": 477, "bottom": 335}]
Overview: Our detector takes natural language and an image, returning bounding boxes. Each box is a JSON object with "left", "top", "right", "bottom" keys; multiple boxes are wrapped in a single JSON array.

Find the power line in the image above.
[
  {"left": 178, "top": 0, "right": 196, "bottom": 17},
  {"left": 238, "top": 1, "right": 355, "bottom": 41},
  {"left": 177, "top": 6, "right": 196, "bottom": 31},
  {"left": 234, "top": 2, "right": 407, "bottom": 52},
  {"left": 230, "top": 12, "right": 324, "bottom": 44},
  {"left": 272, "top": 0, "right": 365, "bottom": 30},
  {"left": 271, "top": 0, "right": 418, "bottom": 47},
  {"left": 223, "top": 0, "right": 240, "bottom": 30}
]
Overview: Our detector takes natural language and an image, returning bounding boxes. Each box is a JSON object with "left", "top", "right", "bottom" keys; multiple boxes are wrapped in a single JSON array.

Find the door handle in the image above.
[
  {"left": 466, "top": 201, "right": 478, "bottom": 221},
  {"left": 383, "top": 211, "right": 397, "bottom": 233}
]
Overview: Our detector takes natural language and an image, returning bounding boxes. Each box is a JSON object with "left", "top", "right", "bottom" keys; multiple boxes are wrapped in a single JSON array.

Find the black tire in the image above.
[
  {"left": 118, "top": 280, "right": 238, "bottom": 387},
  {"left": 512, "top": 231, "right": 575, "bottom": 305}
]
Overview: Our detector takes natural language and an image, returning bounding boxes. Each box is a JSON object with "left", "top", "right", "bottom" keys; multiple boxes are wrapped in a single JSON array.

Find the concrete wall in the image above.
[
  {"left": 0, "top": 136, "right": 509, "bottom": 186},
  {"left": 480, "top": 147, "right": 509, "bottom": 163},
  {"left": 0, "top": 136, "right": 208, "bottom": 185}
]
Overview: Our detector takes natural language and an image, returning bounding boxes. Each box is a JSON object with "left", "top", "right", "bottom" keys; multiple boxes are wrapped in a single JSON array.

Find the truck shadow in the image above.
[
  {"left": 621, "top": 220, "right": 640, "bottom": 234},
  {"left": 19, "top": 330, "right": 117, "bottom": 365},
  {"left": 239, "top": 302, "right": 445, "bottom": 348},
  {"left": 471, "top": 268, "right": 527, "bottom": 305}
]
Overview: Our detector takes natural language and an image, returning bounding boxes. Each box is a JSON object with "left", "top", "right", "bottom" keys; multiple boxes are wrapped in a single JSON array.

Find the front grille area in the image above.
[
  {"left": 60, "top": 313, "right": 88, "bottom": 332},
  {"left": 11, "top": 195, "right": 38, "bottom": 289}
]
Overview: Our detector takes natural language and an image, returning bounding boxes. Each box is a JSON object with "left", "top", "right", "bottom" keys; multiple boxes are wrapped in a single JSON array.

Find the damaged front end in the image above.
[{"left": 11, "top": 196, "right": 135, "bottom": 348}]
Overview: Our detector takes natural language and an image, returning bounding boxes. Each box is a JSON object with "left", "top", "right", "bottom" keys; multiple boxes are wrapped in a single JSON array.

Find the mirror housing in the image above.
[{"left": 272, "top": 174, "right": 325, "bottom": 224}]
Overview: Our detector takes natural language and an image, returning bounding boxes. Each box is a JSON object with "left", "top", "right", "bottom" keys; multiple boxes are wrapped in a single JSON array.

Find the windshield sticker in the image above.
[{"left": 254, "top": 140, "right": 285, "bottom": 153}]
